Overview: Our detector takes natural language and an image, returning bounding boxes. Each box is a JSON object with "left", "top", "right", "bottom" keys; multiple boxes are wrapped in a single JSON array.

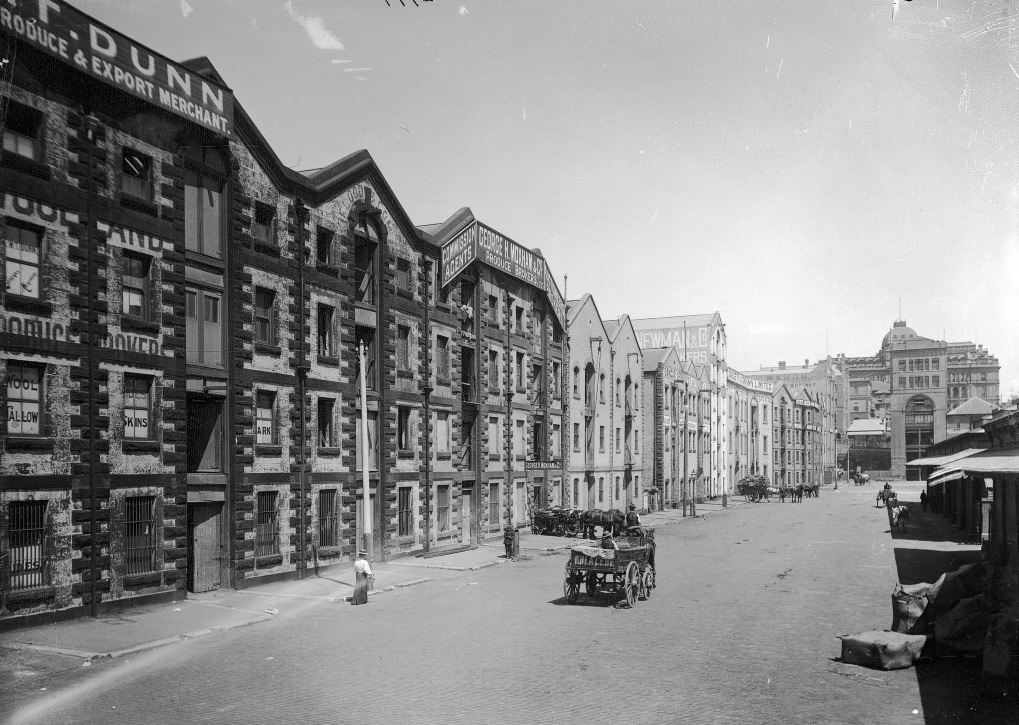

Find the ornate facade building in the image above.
[
  {"left": 726, "top": 369, "right": 773, "bottom": 488},
  {"left": 771, "top": 384, "right": 822, "bottom": 489},
  {"left": 840, "top": 320, "right": 1000, "bottom": 479}
]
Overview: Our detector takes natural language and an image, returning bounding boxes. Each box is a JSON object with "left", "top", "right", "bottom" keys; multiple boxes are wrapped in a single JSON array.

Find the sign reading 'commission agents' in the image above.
[
  {"left": 440, "top": 221, "right": 565, "bottom": 327},
  {"left": 1, "top": 0, "right": 233, "bottom": 137}
]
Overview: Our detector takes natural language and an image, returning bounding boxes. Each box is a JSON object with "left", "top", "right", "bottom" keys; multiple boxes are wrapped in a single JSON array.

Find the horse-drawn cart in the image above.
[
  {"left": 737, "top": 475, "right": 771, "bottom": 503},
  {"left": 562, "top": 536, "right": 655, "bottom": 607}
]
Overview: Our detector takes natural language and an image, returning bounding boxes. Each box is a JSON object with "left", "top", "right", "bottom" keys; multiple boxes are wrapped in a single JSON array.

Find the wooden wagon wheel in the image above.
[
  {"left": 563, "top": 571, "right": 579, "bottom": 603},
  {"left": 639, "top": 565, "right": 654, "bottom": 600},
  {"left": 623, "top": 561, "right": 639, "bottom": 607},
  {"left": 585, "top": 572, "right": 599, "bottom": 597}
]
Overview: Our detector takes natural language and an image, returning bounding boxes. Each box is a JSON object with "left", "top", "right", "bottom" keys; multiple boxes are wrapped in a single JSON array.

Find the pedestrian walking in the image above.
[
  {"left": 920, "top": 490, "right": 928, "bottom": 512},
  {"left": 351, "top": 550, "right": 372, "bottom": 606}
]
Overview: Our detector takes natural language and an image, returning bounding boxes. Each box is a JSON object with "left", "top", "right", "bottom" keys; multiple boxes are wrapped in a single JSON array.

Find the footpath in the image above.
[{"left": 0, "top": 498, "right": 745, "bottom": 664}]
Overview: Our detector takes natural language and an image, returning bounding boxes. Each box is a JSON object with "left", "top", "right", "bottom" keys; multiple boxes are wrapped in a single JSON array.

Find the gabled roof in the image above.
[
  {"left": 414, "top": 207, "right": 475, "bottom": 246},
  {"left": 642, "top": 347, "right": 671, "bottom": 371},
  {"left": 182, "top": 58, "right": 424, "bottom": 249},
  {"left": 631, "top": 312, "right": 720, "bottom": 328},
  {"left": 948, "top": 397, "right": 997, "bottom": 417}
]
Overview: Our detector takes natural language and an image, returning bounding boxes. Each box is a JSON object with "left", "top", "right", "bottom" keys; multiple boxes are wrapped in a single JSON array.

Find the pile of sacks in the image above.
[{"left": 838, "top": 548, "right": 1019, "bottom": 695}]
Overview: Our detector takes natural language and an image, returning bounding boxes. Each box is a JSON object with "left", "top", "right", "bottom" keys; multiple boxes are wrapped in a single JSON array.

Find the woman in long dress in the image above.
[{"left": 351, "top": 550, "right": 372, "bottom": 605}]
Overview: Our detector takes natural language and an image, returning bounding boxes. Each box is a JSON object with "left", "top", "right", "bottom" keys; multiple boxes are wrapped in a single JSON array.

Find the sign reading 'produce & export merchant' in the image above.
[
  {"left": 1, "top": 0, "right": 233, "bottom": 137},
  {"left": 440, "top": 221, "right": 565, "bottom": 327}
]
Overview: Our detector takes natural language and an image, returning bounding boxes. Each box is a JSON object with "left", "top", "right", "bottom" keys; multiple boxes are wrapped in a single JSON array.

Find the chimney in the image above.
[
  {"left": 805, "top": 359, "right": 809, "bottom": 368},
  {"left": 778, "top": 361, "right": 786, "bottom": 370}
]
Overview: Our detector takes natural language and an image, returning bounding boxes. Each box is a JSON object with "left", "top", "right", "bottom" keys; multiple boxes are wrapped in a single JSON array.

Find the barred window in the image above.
[
  {"left": 123, "top": 375, "right": 152, "bottom": 439},
  {"left": 397, "top": 487, "right": 412, "bottom": 537},
  {"left": 4, "top": 221, "right": 42, "bottom": 299},
  {"left": 6, "top": 362, "right": 43, "bottom": 436},
  {"left": 397, "top": 325, "right": 410, "bottom": 370},
  {"left": 7, "top": 500, "right": 49, "bottom": 590},
  {"left": 437, "top": 485, "right": 450, "bottom": 533},
  {"left": 318, "top": 489, "right": 337, "bottom": 547},
  {"left": 124, "top": 496, "right": 157, "bottom": 575},
  {"left": 255, "top": 491, "right": 279, "bottom": 557}
]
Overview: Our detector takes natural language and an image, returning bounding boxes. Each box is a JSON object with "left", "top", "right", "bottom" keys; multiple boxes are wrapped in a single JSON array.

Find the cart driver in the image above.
[
  {"left": 600, "top": 532, "right": 618, "bottom": 550},
  {"left": 625, "top": 504, "right": 641, "bottom": 532}
]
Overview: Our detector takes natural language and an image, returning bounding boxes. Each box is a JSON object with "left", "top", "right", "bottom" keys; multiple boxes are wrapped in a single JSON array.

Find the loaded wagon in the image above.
[{"left": 562, "top": 531, "right": 655, "bottom": 607}]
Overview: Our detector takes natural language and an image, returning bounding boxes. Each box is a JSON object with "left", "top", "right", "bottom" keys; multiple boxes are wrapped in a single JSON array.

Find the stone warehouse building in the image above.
[
  {"left": 1, "top": 1, "right": 568, "bottom": 626},
  {"left": 771, "top": 384, "right": 822, "bottom": 489},
  {"left": 418, "top": 210, "right": 566, "bottom": 535},
  {"left": 565, "top": 295, "right": 643, "bottom": 513},
  {"left": 641, "top": 346, "right": 708, "bottom": 511},
  {"left": 726, "top": 369, "right": 773, "bottom": 488}
]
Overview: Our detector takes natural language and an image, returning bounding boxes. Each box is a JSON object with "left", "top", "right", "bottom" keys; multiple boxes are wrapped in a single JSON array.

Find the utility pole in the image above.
[
  {"left": 294, "top": 199, "right": 308, "bottom": 578},
  {"left": 358, "top": 339, "right": 372, "bottom": 559}
]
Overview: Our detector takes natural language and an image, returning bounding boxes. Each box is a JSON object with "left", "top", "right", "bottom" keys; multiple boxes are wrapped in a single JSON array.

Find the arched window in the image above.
[
  {"left": 585, "top": 363, "right": 596, "bottom": 407},
  {"left": 572, "top": 367, "right": 579, "bottom": 397},
  {"left": 616, "top": 378, "right": 622, "bottom": 406},
  {"left": 599, "top": 373, "right": 606, "bottom": 403}
]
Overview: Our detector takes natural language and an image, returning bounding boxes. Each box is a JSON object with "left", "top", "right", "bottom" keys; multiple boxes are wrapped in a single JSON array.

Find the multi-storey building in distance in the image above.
[
  {"left": 726, "top": 369, "right": 773, "bottom": 487},
  {"left": 840, "top": 320, "right": 1000, "bottom": 479}
]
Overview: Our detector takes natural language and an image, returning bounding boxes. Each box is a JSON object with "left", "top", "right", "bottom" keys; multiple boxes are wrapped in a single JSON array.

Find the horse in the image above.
[
  {"left": 891, "top": 504, "right": 910, "bottom": 532},
  {"left": 791, "top": 485, "right": 804, "bottom": 503},
  {"left": 877, "top": 488, "right": 897, "bottom": 508},
  {"left": 802, "top": 483, "right": 819, "bottom": 498},
  {"left": 579, "top": 509, "right": 624, "bottom": 539}
]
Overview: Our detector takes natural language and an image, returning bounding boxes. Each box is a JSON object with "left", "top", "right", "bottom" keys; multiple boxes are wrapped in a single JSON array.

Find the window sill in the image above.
[
  {"left": 255, "top": 444, "right": 282, "bottom": 457},
  {"left": 120, "top": 316, "right": 160, "bottom": 336},
  {"left": 315, "top": 546, "right": 343, "bottom": 559},
  {"left": 120, "top": 195, "right": 158, "bottom": 217},
  {"left": 4, "top": 295, "right": 52, "bottom": 317},
  {"left": 317, "top": 446, "right": 341, "bottom": 457},
  {"left": 124, "top": 571, "right": 162, "bottom": 589},
  {"left": 1, "top": 150, "right": 51, "bottom": 180},
  {"left": 123, "top": 440, "right": 160, "bottom": 453},
  {"left": 253, "top": 241, "right": 280, "bottom": 258},
  {"left": 397, "top": 450, "right": 415, "bottom": 459},
  {"left": 5, "top": 585, "right": 55, "bottom": 603},
  {"left": 254, "top": 342, "right": 281, "bottom": 356},
  {"left": 317, "top": 354, "right": 339, "bottom": 367},
  {"left": 315, "top": 262, "right": 339, "bottom": 278},
  {"left": 255, "top": 554, "right": 283, "bottom": 568},
  {"left": 5, "top": 436, "right": 54, "bottom": 452}
]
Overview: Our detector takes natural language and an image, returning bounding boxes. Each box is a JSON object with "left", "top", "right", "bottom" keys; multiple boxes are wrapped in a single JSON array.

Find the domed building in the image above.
[{"left": 839, "top": 321, "right": 1000, "bottom": 479}]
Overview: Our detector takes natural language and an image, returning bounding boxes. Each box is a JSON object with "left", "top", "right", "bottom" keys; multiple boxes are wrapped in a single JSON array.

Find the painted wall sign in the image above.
[
  {"left": 0, "top": 313, "right": 73, "bottom": 343},
  {"left": 524, "top": 460, "right": 562, "bottom": 470},
  {"left": 0, "top": 0, "right": 233, "bottom": 137},
  {"left": 635, "top": 324, "right": 712, "bottom": 365},
  {"left": 99, "top": 221, "right": 172, "bottom": 256},
  {"left": 1, "top": 191, "right": 78, "bottom": 227},
  {"left": 440, "top": 221, "right": 566, "bottom": 326},
  {"left": 102, "top": 331, "right": 160, "bottom": 356}
]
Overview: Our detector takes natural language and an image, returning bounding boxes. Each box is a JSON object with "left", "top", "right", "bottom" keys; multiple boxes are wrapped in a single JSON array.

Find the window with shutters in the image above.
[
  {"left": 184, "top": 171, "right": 224, "bottom": 258},
  {"left": 185, "top": 288, "right": 222, "bottom": 367}
]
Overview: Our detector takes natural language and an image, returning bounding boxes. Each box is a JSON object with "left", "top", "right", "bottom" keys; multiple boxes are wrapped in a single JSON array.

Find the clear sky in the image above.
[{"left": 70, "top": 0, "right": 1019, "bottom": 397}]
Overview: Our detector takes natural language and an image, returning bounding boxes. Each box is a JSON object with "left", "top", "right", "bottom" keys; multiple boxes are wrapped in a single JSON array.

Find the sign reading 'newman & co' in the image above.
[{"left": 0, "top": 0, "right": 233, "bottom": 137}]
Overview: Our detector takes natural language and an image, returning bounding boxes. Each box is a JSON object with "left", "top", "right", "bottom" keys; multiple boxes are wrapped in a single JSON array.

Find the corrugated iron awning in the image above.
[
  {"left": 906, "top": 448, "right": 985, "bottom": 467},
  {"left": 959, "top": 447, "right": 1019, "bottom": 475}
]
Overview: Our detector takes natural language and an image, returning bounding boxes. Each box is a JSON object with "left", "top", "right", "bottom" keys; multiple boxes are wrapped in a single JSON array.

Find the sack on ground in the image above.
[
  {"left": 929, "top": 562, "right": 983, "bottom": 613},
  {"left": 891, "top": 582, "right": 933, "bottom": 635},
  {"left": 934, "top": 594, "right": 993, "bottom": 654},
  {"left": 838, "top": 630, "right": 927, "bottom": 670}
]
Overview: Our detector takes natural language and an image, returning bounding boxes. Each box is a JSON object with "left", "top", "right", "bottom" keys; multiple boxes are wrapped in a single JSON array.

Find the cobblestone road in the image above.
[{"left": 4, "top": 481, "right": 1016, "bottom": 725}]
